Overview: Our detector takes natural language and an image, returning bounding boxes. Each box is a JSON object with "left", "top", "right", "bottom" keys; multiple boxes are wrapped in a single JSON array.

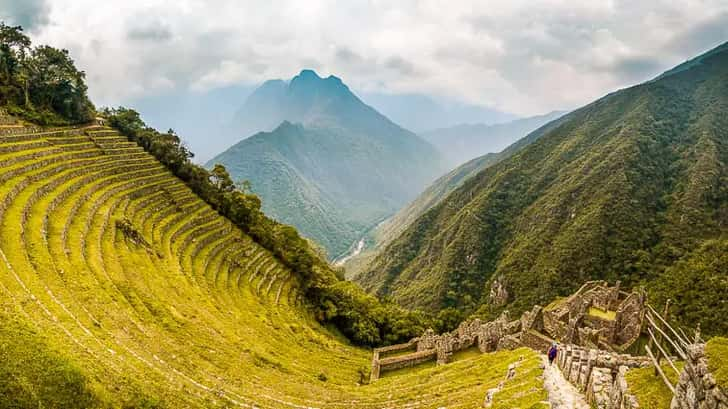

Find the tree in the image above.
[
  {"left": 27, "top": 45, "right": 93, "bottom": 120},
  {"left": 210, "top": 164, "right": 235, "bottom": 192},
  {"left": 0, "top": 21, "right": 94, "bottom": 124},
  {"left": 0, "top": 23, "right": 30, "bottom": 104}
]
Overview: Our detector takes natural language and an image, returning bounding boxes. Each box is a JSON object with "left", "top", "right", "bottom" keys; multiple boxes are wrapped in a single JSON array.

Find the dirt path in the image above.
[{"left": 541, "top": 356, "right": 590, "bottom": 409}]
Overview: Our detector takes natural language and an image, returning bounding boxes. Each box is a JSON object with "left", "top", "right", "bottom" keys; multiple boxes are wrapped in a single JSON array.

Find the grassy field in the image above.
[
  {"left": 706, "top": 337, "right": 728, "bottom": 390},
  {"left": 0, "top": 122, "right": 548, "bottom": 407},
  {"left": 625, "top": 363, "right": 683, "bottom": 409}
]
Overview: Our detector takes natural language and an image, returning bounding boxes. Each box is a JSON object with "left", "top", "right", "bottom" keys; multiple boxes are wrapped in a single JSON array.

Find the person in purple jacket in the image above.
[{"left": 547, "top": 343, "right": 558, "bottom": 365}]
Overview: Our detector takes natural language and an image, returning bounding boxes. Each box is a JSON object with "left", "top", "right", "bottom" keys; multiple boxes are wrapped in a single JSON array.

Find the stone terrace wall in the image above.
[
  {"left": 672, "top": 343, "right": 728, "bottom": 409},
  {"left": 369, "top": 281, "right": 646, "bottom": 382},
  {"left": 370, "top": 311, "right": 522, "bottom": 381},
  {"left": 557, "top": 344, "right": 650, "bottom": 408},
  {"left": 605, "top": 366, "right": 640, "bottom": 409},
  {"left": 370, "top": 339, "right": 421, "bottom": 381}
]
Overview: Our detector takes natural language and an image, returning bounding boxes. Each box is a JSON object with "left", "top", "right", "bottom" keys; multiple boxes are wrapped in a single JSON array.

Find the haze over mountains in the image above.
[
  {"left": 358, "top": 42, "right": 728, "bottom": 336},
  {"left": 126, "top": 85, "right": 254, "bottom": 162},
  {"left": 421, "top": 111, "right": 566, "bottom": 167},
  {"left": 343, "top": 113, "right": 573, "bottom": 279},
  {"left": 360, "top": 92, "right": 517, "bottom": 133},
  {"left": 127, "top": 81, "right": 524, "bottom": 164},
  {"left": 208, "top": 70, "right": 446, "bottom": 258}
]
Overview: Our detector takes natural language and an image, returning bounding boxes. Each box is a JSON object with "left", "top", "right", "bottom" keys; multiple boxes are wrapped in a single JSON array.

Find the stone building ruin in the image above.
[{"left": 370, "top": 281, "right": 646, "bottom": 381}]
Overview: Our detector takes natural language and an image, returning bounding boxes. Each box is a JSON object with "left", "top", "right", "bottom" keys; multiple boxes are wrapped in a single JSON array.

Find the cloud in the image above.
[
  {"left": 668, "top": 12, "right": 728, "bottom": 56},
  {"left": 0, "top": 0, "right": 50, "bottom": 31},
  {"left": 24, "top": 0, "right": 728, "bottom": 115},
  {"left": 334, "top": 47, "right": 364, "bottom": 64},
  {"left": 609, "top": 56, "right": 664, "bottom": 82},
  {"left": 126, "top": 17, "right": 172, "bottom": 42},
  {"left": 384, "top": 55, "right": 418, "bottom": 76}
]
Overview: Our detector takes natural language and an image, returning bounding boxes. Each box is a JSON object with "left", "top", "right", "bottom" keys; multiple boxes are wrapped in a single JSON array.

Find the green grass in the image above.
[
  {"left": 379, "top": 346, "right": 417, "bottom": 358},
  {"left": 0, "top": 308, "right": 104, "bottom": 408},
  {"left": 452, "top": 346, "right": 484, "bottom": 362},
  {"left": 625, "top": 362, "right": 683, "bottom": 409},
  {"left": 380, "top": 359, "right": 437, "bottom": 378},
  {"left": 706, "top": 337, "right": 728, "bottom": 390},
  {"left": 588, "top": 307, "right": 616, "bottom": 321},
  {"left": 544, "top": 297, "right": 567, "bottom": 312}
]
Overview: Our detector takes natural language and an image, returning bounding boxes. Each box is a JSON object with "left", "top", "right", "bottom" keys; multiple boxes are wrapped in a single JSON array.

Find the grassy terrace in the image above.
[
  {"left": 0, "top": 122, "right": 547, "bottom": 408},
  {"left": 587, "top": 306, "right": 616, "bottom": 321},
  {"left": 706, "top": 337, "right": 728, "bottom": 391},
  {"left": 626, "top": 363, "right": 683, "bottom": 409}
]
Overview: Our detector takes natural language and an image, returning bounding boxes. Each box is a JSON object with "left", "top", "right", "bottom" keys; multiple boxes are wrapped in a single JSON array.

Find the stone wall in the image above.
[
  {"left": 671, "top": 343, "right": 728, "bottom": 409},
  {"left": 556, "top": 344, "right": 649, "bottom": 409},
  {"left": 370, "top": 340, "right": 428, "bottom": 381},
  {"left": 379, "top": 350, "right": 437, "bottom": 371},
  {"left": 369, "top": 281, "right": 647, "bottom": 382},
  {"left": 369, "top": 311, "right": 522, "bottom": 380},
  {"left": 605, "top": 366, "right": 640, "bottom": 409},
  {"left": 614, "top": 292, "right": 644, "bottom": 347},
  {"left": 542, "top": 281, "right": 646, "bottom": 351},
  {"left": 521, "top": 330, "right": 553, "bottom": 353}
]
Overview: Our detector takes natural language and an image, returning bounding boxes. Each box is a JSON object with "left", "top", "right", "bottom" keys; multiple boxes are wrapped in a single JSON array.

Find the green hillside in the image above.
[
  {"left": 362, "top": 42, "right": 728, "bottom": 335},
  {"left": 210, "top": 71, "right": 445, "bottom": 259},
  {"left": 421, "top": 111, "right": 565, "bottom": 167},
  {"left": 345, "top": 113, "right": 571, "bottom": 280},
  {"left": 374, "top": 113, "right": 572, "bottom": 251}
]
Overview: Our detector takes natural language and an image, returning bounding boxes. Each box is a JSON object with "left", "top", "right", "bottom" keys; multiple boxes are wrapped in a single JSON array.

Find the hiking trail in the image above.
[{"left": 541, "top": 355, "right": 590, "bottom": 409}]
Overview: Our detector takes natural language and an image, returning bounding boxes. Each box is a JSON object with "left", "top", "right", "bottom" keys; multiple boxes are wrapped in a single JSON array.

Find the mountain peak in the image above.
[
  {"left": 295, "top": 69, "right": 322, "bottom": 80},
  {"left": 290, "top": 69, "right": 348, "bottom": 92},
  {"left": 233, "top": 69, "right": 400, "bottom": 140}
]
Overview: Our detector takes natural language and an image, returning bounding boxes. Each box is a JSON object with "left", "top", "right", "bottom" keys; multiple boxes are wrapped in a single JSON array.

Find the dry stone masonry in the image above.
[
  {"left": 543, "top": 281, "right": 645, "bottom": 351},
  {"left": 371, "top": 281, "right": 646, "bottom": 380},
  {"left": 556, "top": 344, "right": 650, "bottom": 408},
  {"left": 671, "top": 343, "right": 728, "bottom": 409}
]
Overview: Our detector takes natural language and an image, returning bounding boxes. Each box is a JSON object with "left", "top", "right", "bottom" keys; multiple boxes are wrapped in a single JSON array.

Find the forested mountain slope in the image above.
[
  {"left": 372, "top": 114, "right": 572, "bottom": 254},
  {"left": 345, "top": 113, "right": 570, "bottom": 279},
  {"left": 361, "top": 42, "right": 728, "bottom": 335},
  {"left": 210, "top": 71, "right": 445, "bottom": 258}
]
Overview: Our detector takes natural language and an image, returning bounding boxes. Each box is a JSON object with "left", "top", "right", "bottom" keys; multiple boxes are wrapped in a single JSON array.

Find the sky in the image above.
[{"left": 2, "top": 0, "right": 728, "bottom": 117}]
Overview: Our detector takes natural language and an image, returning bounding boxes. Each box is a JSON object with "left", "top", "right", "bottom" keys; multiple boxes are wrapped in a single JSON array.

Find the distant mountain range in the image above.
[
  {"left": 126, "top": 77, "right": 520, "bottom": 164},
  {"left": 208, "top": 70, "right": 445, "bottom": 258},
  {"left": 420, "top": 111, "right": 566, "bottom": 167},
  {"left": 360, "top": 92, "right": 517, "bottom": 133},
  {"left": 358, "top": 41, "right": 728, "bottom": 336}
]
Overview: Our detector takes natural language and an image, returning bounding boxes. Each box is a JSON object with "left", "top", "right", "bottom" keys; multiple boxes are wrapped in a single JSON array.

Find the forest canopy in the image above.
[{"left": 0, "top": 23, "right": 94, "bottom": 124}]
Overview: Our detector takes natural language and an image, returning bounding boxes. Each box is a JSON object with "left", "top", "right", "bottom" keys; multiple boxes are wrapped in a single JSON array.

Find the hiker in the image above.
[{"left": 547, "top": 343, "right": 558, "bottom": 365}]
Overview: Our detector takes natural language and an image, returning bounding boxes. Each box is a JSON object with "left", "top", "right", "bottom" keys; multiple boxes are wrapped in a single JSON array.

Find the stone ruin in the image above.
[
  {"left": 370, "top": 281, "right": 646, "bottom": 381},
  {"left": 556, "top": 343, "right": 651, "bottom": 408},
  {"left": 543, "top": 280, "right": 645, "bottom": 352},
  {"left": 672, "top": 343, "right": 728, "bottom": 409}
]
